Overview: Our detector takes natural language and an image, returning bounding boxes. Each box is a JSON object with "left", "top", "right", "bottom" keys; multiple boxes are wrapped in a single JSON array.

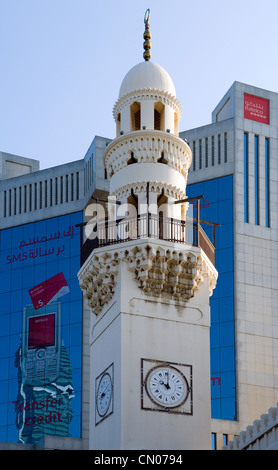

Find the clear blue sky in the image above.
[{"left": 1, "top": 0, "right": 278, "bottom": 169}]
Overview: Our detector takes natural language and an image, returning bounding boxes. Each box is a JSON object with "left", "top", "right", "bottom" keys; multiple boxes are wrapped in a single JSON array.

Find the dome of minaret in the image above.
[
  {"left": 118, "top": 61, "right": 176, "bottom": 99},
  {"left": 113, "top": 9, "right": 182, "bottom": 135}
]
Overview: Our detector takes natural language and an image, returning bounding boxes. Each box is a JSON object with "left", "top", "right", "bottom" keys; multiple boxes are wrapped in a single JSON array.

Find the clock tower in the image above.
[{"left": 78, "top": 10, "right": 218, "bottom": 450}]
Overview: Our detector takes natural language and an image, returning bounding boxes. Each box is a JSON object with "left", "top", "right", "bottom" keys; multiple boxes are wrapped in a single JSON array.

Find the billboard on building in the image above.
[
  {"left": 0, "top": 211, "right": 83, "bottom": 444},
  {"left": 244, "top": 93, "right": 269, "bottom": 124}
]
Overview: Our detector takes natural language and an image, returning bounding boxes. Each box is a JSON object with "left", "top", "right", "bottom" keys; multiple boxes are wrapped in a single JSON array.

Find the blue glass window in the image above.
[
  {"left": 211, "top": 433, "right": 216, "bottom": 450},
  {"left": 244, "top": 132, "right": 249, "bottom": 223},
  {"left": 187, "top": 175, "right": 236, "bottom": 421},
  {"left": 265, "top": 138, "right": 270, "bottom": 227},
  {"left": 254, "top": 135, "right": 259, "bottom": 225}
]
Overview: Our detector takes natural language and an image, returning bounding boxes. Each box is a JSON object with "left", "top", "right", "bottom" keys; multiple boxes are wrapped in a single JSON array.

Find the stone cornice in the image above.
[
  {"left": 78, "top": 240, "right": 217, "bottom": 316},
  {"left": 103, "top": 130, "right": 192, "bottom": 180},
  {"left": 111, "top": 180, "right": 185, "bottom": 201}
]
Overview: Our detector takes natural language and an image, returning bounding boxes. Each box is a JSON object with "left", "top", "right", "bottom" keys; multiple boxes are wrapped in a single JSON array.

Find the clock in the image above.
[
  {"left": 146, "top": 365, "right": 189, "bottom": 408},
  {"left": 141, "top": 358, "right": 193, "bottom": 415},
  {"left": 95, "top": 363, "right": 114, "bottom": 425},
  {"left": 96, "top": 372, "right": 112, "bottom": 416}
]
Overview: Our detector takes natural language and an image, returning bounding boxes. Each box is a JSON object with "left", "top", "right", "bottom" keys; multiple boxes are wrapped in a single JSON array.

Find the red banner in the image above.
[
  {"left": 29, "top": 272, "right": 69, "bottom": 309},
  {"left": 244, "top": 93, "right": 269, "bottom": 124},
  {"left": 28, "top": 314, "right": 56, "bottom": 348}
]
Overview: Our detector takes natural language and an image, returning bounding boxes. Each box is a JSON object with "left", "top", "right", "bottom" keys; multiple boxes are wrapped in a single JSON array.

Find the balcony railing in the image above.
[{"left": 78, "top": 212, "right": 217, "bottom": 266}]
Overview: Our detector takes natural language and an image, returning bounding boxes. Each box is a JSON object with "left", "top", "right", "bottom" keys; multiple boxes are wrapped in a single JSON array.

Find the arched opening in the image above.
[
  {"left": 127, "top": 151, "right": 137, "bottom": 165},
  {"left": 126, "top": 190, "right": 138, "bottom": 239},
  {"left": 157, "top": 151, "right": 168, "bottom": 164},
  {"left": 174, "top": 112, "right": 179, "bottom": 136},
  {"left": 127, "top": 189, "right": 138, "bottom": 213},
  {"left": 157, "top": 190, "right": 168, "bottom": 239},
  {"left": 117, "top": 113, "right": 121, "bottom": 136},
  {"left": 131, "top": 102, "right": 141, "bottom": 131},
  {"left": 154, "top": 102, "right": 165, "bottom": 131}
]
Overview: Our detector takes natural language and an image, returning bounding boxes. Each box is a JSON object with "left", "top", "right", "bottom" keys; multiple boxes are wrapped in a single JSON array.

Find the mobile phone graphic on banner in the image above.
[
  {"left": 21, "top": 273, "right": 69, "bottom": 386},
  {"left": 22, "top": 303, "right": 62, "bottom": 386}
]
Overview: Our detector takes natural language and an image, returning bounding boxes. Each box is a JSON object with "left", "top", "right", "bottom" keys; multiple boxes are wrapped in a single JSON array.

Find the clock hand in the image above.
[
  {"left": 161, "top": 372, "right": 171, "bottom": 390},
  {"left": 100, "top": 383, "right": 110, "bottom": 399},
  {"left": 159, "top": 378, "right": 171, "bottom": 390}
]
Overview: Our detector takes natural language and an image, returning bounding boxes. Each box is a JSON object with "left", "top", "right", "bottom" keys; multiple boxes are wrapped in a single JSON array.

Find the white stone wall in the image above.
[
  {"left": 233, "top": 83, "right": 278, "bottom": 430},
  {"left": 79, "top": 238, "right": 217, "bottom": 450},
  {"left": 224, "top": 403, "right": 278, "bottom": 450}
]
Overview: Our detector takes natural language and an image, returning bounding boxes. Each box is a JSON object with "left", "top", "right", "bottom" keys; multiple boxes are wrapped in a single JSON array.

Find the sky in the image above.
[{"left": 1, "top": 0, "right": 278, "bottom": 170}]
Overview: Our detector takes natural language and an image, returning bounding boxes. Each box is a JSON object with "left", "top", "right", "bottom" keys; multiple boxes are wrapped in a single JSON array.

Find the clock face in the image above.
[
  {"left": 96, "top": 372, "right": 112, "bottom": 417},
  {"left": 146, "top": 365, "right": 189, "bottom": 408}
]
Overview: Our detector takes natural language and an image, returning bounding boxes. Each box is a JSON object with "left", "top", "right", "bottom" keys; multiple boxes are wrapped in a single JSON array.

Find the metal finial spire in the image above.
[{"left": 143, "top": 9, "right": 151, "bottom": 61}]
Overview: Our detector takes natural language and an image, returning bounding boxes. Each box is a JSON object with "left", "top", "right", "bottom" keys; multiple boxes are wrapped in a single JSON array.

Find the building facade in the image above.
[
  {"left": 0, "top": 48, "right": 278, "bottom": 449},
  {"left": 0, "top": 138, "right": 109, "bottom": 449},
  {"left": 181, "top": 81, "right": 278, "bottom": 448}
]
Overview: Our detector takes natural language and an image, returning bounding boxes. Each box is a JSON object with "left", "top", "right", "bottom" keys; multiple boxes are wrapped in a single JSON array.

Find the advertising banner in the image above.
[
  {"left": 0, "top": 211, "right": 83, "bottom": 444},
  {"left": 244, "top": 93, "right": 269, "bottom": 124}
]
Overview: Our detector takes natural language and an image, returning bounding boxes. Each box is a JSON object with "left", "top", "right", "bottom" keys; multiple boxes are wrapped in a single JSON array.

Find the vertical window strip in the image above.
[
  {"left": 244, "top": 132, "right": 249, "bottom": 223},
  {"left": 14, "top": 188, "right": 17, "bottom": 215},
  {"left": 76, "top": 172, "right": 79, "bottom": 200},
  {"left": 224, "top": 132, "right": 228, "bottom": 163},
  {"left": 254, "top": 135, "right": 259, "bottom": 225},
  {"left": 90, "top": 156, "right": 93, "bottom": 185},
  {"left": 205, "top": 137, "right": 208, "bottom": 167},
  {"left": 218, "top": 134, "right": 221, "bottom": 164},
  {"left": 55, "top": 177, "right": 58, "bottom": 205},
  {"left": 193, "top": 141, "right": 196, "bottom": 171},
  {"left": 60, "top": 176, "right": 63, "bottom": 204},
  {"left": 44, "top": 180, "right": 48, "bottom": 208},
  {"left": 199, "top": 139, "right": 202, "bottom": 169},
  {"left": 29, "top": 184, "right": 32, "bottom": 212},
  {"left": 265, "top": 138, "right": 270, "bottom": 227},
  {"left": 211, "top": 136, "right": 215, "bottom": 166},
  {"left": 9, "top": 189, "right": 11, "bottom": 216},
  {"left": 66, "top": 174, "right": 69, "bottom": 202},
  {"left": 4, "top": 190, "right": 6, "bottom": 217},
  {"left": 19, "top": 187, "right": 22, "bottom": 214},
  {"left": 50, "top": 179, "right": 53, "bottom": 206},
  {"left": 39, "top": 182, "right": 42, "bottom": 209},
  {"left": 24, "top": 185, "right": 27, "bottom": 213},
  {"left": 211, "top": 433, "right": 216, "bottom": 450},
  {"left": 34, "top": 182, "right": 37, "bottom": 211},
  {"left": 71, "top": 173, "right": 74, "bottom": 201}
]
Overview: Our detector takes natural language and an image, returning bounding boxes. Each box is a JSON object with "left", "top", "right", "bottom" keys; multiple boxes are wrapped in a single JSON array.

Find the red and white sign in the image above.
[
  {"left": 29, "top": 272, "right": 69, "bottom": 309},
  {"left": 244, "top": 93, "right": 269, "bottom": 124},
  {"left": 28, "top": 313, "right": 56, "bottom": 348}
]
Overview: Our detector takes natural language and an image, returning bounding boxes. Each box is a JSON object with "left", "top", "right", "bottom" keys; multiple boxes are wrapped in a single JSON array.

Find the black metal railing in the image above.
[{"left": 78, "top": 213, "right": 217, "bottom": 266}]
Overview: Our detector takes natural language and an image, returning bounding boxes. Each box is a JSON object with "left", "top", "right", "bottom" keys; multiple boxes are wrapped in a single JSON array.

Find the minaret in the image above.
[{"left": 78, "top": 10, "right": 218, "bottom": 450}]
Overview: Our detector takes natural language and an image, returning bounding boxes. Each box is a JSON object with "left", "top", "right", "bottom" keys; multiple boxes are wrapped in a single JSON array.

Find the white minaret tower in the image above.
[{"left": 78, "top": 10, "right": 218, "bottom": 450}]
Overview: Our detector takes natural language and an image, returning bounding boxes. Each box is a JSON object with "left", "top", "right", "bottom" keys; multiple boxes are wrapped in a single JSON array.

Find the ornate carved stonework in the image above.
[
  {"left": 103, "top": 130, "right": 191, "bottom": 180},
  {"left": 78, "top": 242, "right": 217, "bottom": 316},
  {"left": 113, "top": 89, "right": 182, "bottom": 123},
  {"left": 79, "top": 251, "right": 120, "bottom": 316},
  {"left": 112, "top": 180, "right": 185, "bottom": 203}
]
